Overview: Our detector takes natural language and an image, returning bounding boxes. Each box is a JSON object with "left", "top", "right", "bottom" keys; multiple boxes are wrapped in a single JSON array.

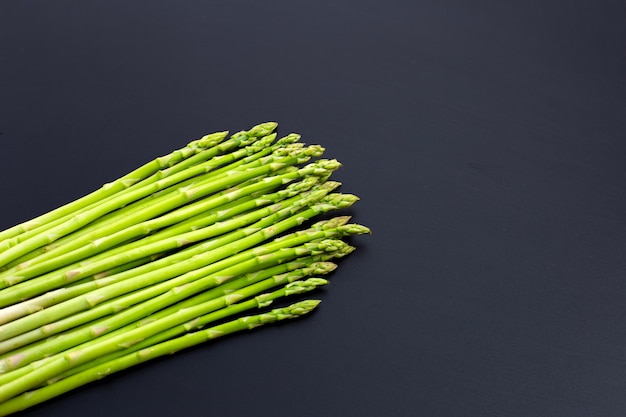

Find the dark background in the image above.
[{"left": 1, "top": 1, "right": 626, "bottom": 416}]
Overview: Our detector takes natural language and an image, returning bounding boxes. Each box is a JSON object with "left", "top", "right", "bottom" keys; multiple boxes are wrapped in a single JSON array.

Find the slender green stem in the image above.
[
  {"left": 5, "top": 131, "right": 296, "bottom": 266},
  {"left": 63, "top": 277, "right": 329, "bottom": 379},
  {"left": 157, "top": 123, "right": 277, "bottom": 179},
  {"left": 0, "top": 193, "right": 360, "bottom": 346},
  {"left": 0, "top": 258, "right": 335, "bottom": 385},
  {"left": 0, "top": 179, "right": 329, "bottom": 324},
  {"left": 0, "top": 240, "right": 340, "bottom": 391},
  {"left": 0, "top": 144, "right": 325, "bottom": 279},
  {"left": 0, "top": 234, "right": 355, "bottom": 371},
  {"left": 0, "top": 300, "right": 319, "bottom": 416},
  {"left": 0, "top": 122, "right": 369, "bottom": 415},
  {"left": 0, "top": 166, "right": 341, "bottom": 308},
  {"left": 0, "top": 257, "right": 156, "bottom": 327},
  {"left": 0, "top": 134, "right": 310, "bottom": 270},
  {"left": 0, "top": 174, "right": 325, "bottom": 293},
  {"left": 0, "top": 127, "right": 243, "bottom": 245},
  {"left": 0, "top": 122, "right": 279, "bottom": 252}
]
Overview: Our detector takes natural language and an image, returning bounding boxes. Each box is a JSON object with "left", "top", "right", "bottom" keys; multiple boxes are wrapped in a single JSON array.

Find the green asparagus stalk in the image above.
[
  {"left": 0, "top": 131, "right": 289, "bottom": 271},
  {"left": 2, "top": 134, "right": 304, "bottom": 275},
  {"left": 0, "top": 122, "right": 280, "bottom": 251},
  {"left": 150, "top": 132, "right": 299, "bottom": 199},
  {"left": 0, "top": 123, "right": 276, "bottom": 252},
  {"left": 0, "top": 176, "right": 316, "bottom": 308},
  {"left": 155, "top": 124, "right": 276, "bottom": 178},
  {"left": 0, "top": 171, "right": 342, "bottom": 309},
  {"left": 0, "top": 233, "right": 356, "bottom": 370},
  {"left": 0, "top": 129, "right": 233, "bottom": 246},
  {"left": 0, "top": 175, "right": 326, "bottom": 293},
  {"left": 18, "top": 274, "right": 329, "bottom": 383},
  {"left": 0, "top": 137, "right": 314, "bottom": 269},
  {"left": 0, "top": 240, "right": 342, "bottom": 393},
  {"left": 0, "top": 148, "right": 328, "bottom": 292},
  {"left": 12, "top": 131, "right": 295, "bottom": 261},
  {"left": 0, "top": 256, "right": 156, "bottom": 324},
  {"left": 0, "top": 122, "right": 369, "bottom": 415},
  {"left": 0, "top": 195, "right": 360, "bottom": 347},
  {"left": 2, "top": 229, "right": 361, "bottom": 364},
  {"left": 0, "top": 179, "right": 326, "bottom": 324},
  {"left": 60, "top": 277, "right": 329, "bottom": 381},
  {"left": 0, "top": 300, "right": 320, "bottom": 411},
  {"left": 0, "top": 259, "right": 338, "bottom": 385}
]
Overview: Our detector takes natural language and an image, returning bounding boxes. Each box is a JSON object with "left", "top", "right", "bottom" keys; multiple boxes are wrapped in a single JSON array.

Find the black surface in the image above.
[{"left": 1, "top": 1, "right": 626, "bottom": 416}]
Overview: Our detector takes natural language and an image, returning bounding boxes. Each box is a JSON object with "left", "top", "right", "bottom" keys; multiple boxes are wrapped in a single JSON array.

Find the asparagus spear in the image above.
[
  {"left": 0, "top": 175, "right": 327, "bottom": 291},
  {"left": 10, "top": 131, "right": 296, "bottom": 259},
  {"left": 0, "top": 256, "right": 156, "bottom": 324},
  {"left": 0, "top": 224, "right": 358, "bottom": 360},
  {"left": 0, "top": 179, "right": 327, "bottom": 324},
  {"left": 0, "top": 170, "right": 342, "bottom": 308},
  {"left": 60, "top": 277, "right": 329, "bottom": 380},
  {"left": 0, "top": 299, "right": 320, "bottom": 413},
  {"left": 0, "top": 131, "right": 289, "bottom": 271},
  {"left": 0, "top": 259, "right": 338, "bottom": 384},
  {"left": 0, "top": 122, "right": 369, "bottom": 415},
  {"left": 2, "top": 132, "right": 301, "bottom": 270},
  {"left": 155, "top": 124, "right": 276, "bottom": 178},
  {"left": 0, "top": 148, "right": 329, "bottom": 293},
  {"left": 0, "top": 122, "right": 281, "bottom": 247},
  {"left": 0, "top": 137, "right": 315, "bottom": 269},
  {"left": 0, "top": 129, "right": 233, "bottom": 246},
  {"left": 6, "top": 273, "right": 330, "bottom": 384},
  {"left": 0, "top": 195, "right": 361, "bottom": 346},
  {"left": 0, "top": 122, "right": 280, "bottom": 253},
  {"left": 0, "top": 218, "right": 360, "bottom": 362}
]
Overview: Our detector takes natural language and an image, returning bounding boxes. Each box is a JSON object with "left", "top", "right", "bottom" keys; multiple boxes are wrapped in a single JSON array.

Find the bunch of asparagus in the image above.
[{"left": 0, "top": 122, "right": 369, "bottom": 415}]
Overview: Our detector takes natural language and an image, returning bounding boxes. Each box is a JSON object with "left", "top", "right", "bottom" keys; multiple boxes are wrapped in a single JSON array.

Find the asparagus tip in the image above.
[
  {"left": 341, "top": 223, "right": 371, "bottom": 235},
  {"left": 314, "top": 239, "right": 356, "bottom": 257},
  {"left": 284, "top": 278, "right": 329, "bottom": 296},
  {"left": 188, "top": 130, "right": 229, "bottom": 148},
  {"left": 309, "top": 261, "right": 338, "bottom": 275},
  {"left": 289, "top": 299, "right": 322, "bottom": 316},
  {"left": 276, "top": 133, "right": 301, "bottom": 145},
  {"left": 249, "top": 122, "right": 278, "bottom": 137},
  {"left": 247, "top": 133, "right": 277, "bottom": 152},
  {"left": 310, "top": 216, "right": 351, "bottom": 231}
]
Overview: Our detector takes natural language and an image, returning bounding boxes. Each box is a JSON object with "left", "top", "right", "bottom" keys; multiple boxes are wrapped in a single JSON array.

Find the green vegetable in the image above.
[
  {"left": 0, "top": 122, "right": 368, "bottom": 414},
  {"left": 0, "top": 300, "right": 319, "bottom": 416}
]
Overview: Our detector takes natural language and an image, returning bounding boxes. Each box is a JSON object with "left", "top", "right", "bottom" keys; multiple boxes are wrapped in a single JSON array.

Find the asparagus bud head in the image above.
[
  {"left": 187, "top": 131, "right": 229, "bottom": 149},
  {"left": 275, "top": 133, "right": 301, "bottom": 146},
  {"left": 247, "top": 121, "right": 278, "bottom": 138},
  {"left": 284, "top": 278, "right": 329, "bottom": 296}
]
